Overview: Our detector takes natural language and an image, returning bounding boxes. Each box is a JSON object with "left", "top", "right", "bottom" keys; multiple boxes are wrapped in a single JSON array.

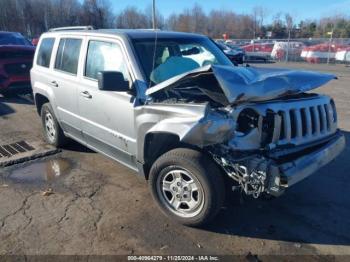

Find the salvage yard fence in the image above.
[{"left": 218, "top": 38, "right": 350, "bottom": 65}]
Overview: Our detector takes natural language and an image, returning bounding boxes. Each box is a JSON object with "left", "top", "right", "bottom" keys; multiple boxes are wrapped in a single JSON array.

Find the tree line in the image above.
[{"left": 0, "top": 0, "right": 349, "bottom": 39}]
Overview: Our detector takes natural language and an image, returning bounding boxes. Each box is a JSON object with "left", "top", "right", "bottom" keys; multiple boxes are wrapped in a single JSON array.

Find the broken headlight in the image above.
[
  {"left": 235, "top": 108, "right": 277, "bottom": 147},
  {"left": 236, "top": 108, "right": 260, "bottom": 134}
]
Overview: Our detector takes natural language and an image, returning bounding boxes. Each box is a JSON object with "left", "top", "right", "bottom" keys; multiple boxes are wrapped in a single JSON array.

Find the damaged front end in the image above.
[
  {"left": 142, "top": 64, "right": 345, "bottom": 198},
  {"left": 208, "top": 94, "right": 345, "bottom": 198},
  {"left": 210, "top": 131, "right": 345, "bottom": 198}
]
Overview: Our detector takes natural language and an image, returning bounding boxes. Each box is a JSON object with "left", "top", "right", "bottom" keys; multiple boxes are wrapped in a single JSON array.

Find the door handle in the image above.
[
  {"left": 50, "top": 81, "right": 58, "bottom": 87},
  {"left": 80, "top": 91, "right": 92, "bottom": 99}
]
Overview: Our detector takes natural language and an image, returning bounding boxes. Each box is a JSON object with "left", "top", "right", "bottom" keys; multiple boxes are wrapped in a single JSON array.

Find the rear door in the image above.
[
  {"left": 78, "top": 37, "right": 137, "bottom": 169},
  {"left": 51, "top": 36, "right": 84, "bottom": 141}
]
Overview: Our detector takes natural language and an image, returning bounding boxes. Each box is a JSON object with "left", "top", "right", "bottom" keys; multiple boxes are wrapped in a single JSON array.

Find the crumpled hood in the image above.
[{"left": 146, "top": 64, "right": 336, "bottom": 105}]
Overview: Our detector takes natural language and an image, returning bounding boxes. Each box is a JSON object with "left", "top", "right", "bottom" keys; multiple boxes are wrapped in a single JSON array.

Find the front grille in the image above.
[
  {"left": 4, "top": 62, "right": 32, "bottom": 75},
  {"left": 260, "top": 96, "right": 337, "bottom": 146}
]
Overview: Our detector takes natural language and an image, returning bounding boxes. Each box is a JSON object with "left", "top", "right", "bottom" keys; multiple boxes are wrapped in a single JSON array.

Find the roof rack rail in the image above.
[
  {"left": 49, "top": 26, "right": 94, "bottom": 32},
  {"left": 135, "top": 28, "right": 161, "bottom": 31}
]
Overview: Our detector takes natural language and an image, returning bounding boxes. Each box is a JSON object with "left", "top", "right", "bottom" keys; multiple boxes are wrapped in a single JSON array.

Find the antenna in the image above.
[
  {"left": 150, "top": 0, "right": 158, "bottom": 89},
  {"left": 152, "top": 0, "right": 156, "bottom": 29}
]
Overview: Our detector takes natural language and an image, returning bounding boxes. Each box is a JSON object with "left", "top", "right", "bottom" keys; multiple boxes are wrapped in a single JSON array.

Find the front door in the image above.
[{"left": 78, "top": 38, "right": 137, "bottom": 169}]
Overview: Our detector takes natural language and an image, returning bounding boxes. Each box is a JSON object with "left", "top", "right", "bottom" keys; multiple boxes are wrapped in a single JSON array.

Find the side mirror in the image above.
[{"left": 97, "top": 71, "right": 129, "bottom": 92}]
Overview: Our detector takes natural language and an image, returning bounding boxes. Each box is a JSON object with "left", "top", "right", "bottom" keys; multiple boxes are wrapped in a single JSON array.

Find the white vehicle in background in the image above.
[
  {"left": 180, "top": 44, "right": 216, "bottom": 66},
  {"left": 300, "top": 48, "right": 309, "bottom": 60},
  {"left": 335, "top": 47, "right": 350, "bottom": 63},
  {"left": 271, "top": 41, "right": 304, "bottom": 60},
  {"left": 301, "top": 43, "right": 348, "bottom": 63}
]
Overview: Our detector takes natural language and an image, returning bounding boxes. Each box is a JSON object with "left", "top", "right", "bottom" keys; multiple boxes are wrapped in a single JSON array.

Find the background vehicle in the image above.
[
  {"left": 31, "top": 37, "right": 39, "bottom": 46},
  {"left": 335, "top": 46, "right": 350, "bottom": 63},
  {"left": 180, "top": 44, "right": 217, "bottom": 66},
  {"left": 270, "top": 41, "right": 304, "bottom": 61},
  {"left": 215, "top": 41, "right": 245, "bottom": 65},
  {"left": 241, "top": 42, "right": 273, "bottom": 62},
  {"left": 0, "top": 31, "right": 35, "bottom": 96},
  {"left": 31, "top": 28, "right": 345, "bottom": 227},
  {"left": 301, "top": 43, "right": 348, "bottom": 63}
]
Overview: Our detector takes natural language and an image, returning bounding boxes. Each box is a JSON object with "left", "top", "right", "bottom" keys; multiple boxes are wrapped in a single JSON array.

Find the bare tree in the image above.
[
  {"left": 190, "top": 4, "right": 207, "bottom": 34},
  {"left": 80, "top": 0, "right": 113, "bottom": 28},
  {"left": 115, "top": 7, "right": 148, "bottom": 29},
  {"left": 0, "top": 1, "right": 349, "bottom": 39},
  {"left": 144, "top": 5, "right": 165, "bottom": 29},
  {"left": 270, "top": 12, "right": 286, "bottom": 38},
  {"left": 285, "top": 13, "right": 294, "bottom": 33},
  {"left": 251, "top": 6, "right": 258, "bottom": 38},
  {"left": 166, "top": 13, "right": 179, "bottom": 31},
  {"left": 252, "top": 6, "right": 269, "bottom": 38}
]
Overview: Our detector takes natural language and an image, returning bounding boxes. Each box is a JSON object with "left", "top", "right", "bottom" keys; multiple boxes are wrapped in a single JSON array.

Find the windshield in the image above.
[
  {"left": 132, "top": 37, "right": 233, "bottom": 86},
  {"left": 0, "top": 32, "right": 32, "bottom": 46}
]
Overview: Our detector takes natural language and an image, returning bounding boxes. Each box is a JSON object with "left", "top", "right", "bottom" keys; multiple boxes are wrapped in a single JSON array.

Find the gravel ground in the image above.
[{"left": 0, "top": 62, "right": 349, "bottom": 259}]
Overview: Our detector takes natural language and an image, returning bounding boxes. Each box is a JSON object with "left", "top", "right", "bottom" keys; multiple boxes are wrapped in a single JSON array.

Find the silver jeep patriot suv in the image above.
[{"left": 31, "top": 27, "right": 345, "bottom": 226}]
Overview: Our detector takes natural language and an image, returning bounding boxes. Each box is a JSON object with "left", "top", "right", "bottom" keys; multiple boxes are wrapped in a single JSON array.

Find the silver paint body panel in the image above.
[{"left": 31, "top": 30, "right": 344, "bottom": 186}]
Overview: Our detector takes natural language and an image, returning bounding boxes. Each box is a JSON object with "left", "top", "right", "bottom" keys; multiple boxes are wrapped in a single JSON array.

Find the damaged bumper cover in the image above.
[
  {"left": 213, "top": 131, "right": 345, "bottom": 197},
  {"left": 270, "top": 131, "right": 345, "bottom": 194}
]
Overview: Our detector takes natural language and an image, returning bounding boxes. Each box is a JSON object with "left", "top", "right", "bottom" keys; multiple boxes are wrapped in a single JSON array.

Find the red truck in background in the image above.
[
  {"left": 241, "top": 42, "right": 274, "bottom": 62},
  {"left": 0, "top": 31, "right": 35, "bottom": 96}
]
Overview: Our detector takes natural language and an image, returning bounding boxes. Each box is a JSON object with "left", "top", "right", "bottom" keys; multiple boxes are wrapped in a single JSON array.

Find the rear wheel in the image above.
[
  {"left": 149, "top": 148, "right": 225, "bottom": 226},
  {"left": 41, "top": 103, "right": 67, "bottom": 147}
]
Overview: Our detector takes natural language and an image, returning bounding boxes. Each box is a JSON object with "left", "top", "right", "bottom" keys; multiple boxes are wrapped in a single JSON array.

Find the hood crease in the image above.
[{"left": 146, "top": 64, "right": 336, "bottom": 105}]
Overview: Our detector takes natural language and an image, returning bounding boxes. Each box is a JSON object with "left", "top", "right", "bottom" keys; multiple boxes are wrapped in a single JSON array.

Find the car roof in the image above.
[
  {"left": 0, "top": 31, "right": 23, "bottom": 36},
  {"left": 42, "top": 29, "right": 206, "bottom": 40}
]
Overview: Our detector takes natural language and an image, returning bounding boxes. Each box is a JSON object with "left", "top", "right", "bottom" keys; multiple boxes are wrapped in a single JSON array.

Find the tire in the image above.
[
  {"left": 41, "top": 103, "right": 67, "bottom": 147},
  {"left": 149, "top": 148, "right": 225, "bottom": 226}
]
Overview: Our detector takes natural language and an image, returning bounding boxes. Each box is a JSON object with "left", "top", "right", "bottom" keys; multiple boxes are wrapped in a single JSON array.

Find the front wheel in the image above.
[{"left": 149, "top": 148, "right": 225, "bottom": 226}]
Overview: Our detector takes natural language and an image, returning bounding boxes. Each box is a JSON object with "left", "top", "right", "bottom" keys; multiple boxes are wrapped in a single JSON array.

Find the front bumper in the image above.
[
  {"left": 267, "top": 132, "right": 345, "bottom": 195},
  {"left": 0, "top": 75, "right": 31, "bottom": 93},
  {"left": 0, "top": 61, "right": 32, "bottom": 93}
]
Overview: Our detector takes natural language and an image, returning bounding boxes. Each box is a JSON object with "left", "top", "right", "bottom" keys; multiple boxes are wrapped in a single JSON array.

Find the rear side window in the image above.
[
  {"left": 36, "top": 38, "right": 55, "bottom": 68},
  {"left": 55, "top": 38, "right": 82, "bottom": 75}
]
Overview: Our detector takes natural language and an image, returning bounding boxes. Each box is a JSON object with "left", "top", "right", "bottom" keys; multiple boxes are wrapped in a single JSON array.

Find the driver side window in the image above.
[{"left": 85, "top": 40, "right": 130, "bottom": 81}]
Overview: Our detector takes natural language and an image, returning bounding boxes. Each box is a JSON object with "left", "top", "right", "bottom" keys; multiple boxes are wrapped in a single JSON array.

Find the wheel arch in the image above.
[
  {"left": 142, "top": 132, "right": 181, "bottom": 179},
  {"left": 35, "top": 93, "right": 50, "bottom": 116},
  {"left": 142, "top": 132, "right": 205, "bottom": 180}
]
